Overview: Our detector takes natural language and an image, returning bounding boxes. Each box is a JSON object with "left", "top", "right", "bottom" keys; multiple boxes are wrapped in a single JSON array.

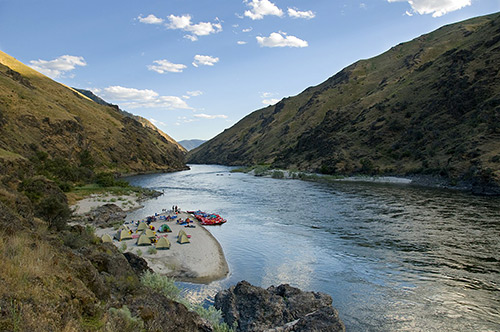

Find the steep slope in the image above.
[
  {"left": 73, "top": 88, "right": 187, "bottom": 153},
  {"left": 188, "top": 12, "right": 500, "bottom": 192},
  {"left": 0, "top": 50, "right": 187, "bottom": 174}
]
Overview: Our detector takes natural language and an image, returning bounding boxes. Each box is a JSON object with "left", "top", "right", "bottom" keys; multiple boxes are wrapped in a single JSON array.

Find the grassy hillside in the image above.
[
  {"left": 188, "top": 12, "right": 500, "bottom": 193},
  {"left": 0, "top": 50, "right": 187, "bottom": 175}
]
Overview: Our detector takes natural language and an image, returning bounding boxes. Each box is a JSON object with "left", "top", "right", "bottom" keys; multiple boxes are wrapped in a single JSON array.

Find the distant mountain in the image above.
[
  {"left": 188, "top": 12, "right": 500, "bottom": 193},
  {"left": 178, "top": 139, "right": 207, "bottom": 151},
  {"left": 0, "top": 50, "right": 187, "bottom": 174}
]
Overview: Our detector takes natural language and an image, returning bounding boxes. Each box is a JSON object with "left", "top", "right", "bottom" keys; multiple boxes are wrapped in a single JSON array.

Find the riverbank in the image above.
[
  {"left": 71, "top": 194, "right": 229, "bottom": 283},
  {"left": 232, "top": 166, "right": 500, "bottom": 195}
]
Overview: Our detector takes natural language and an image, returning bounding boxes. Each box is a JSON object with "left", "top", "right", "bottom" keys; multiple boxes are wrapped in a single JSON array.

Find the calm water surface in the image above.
[{"left": 126, "top": 164, "right": 500, "bottom": 331}]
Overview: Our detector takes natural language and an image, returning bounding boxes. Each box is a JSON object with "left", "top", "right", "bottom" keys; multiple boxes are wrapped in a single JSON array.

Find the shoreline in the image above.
[{"left": 71, "top": 194, "right": 229, "bottom": 284}]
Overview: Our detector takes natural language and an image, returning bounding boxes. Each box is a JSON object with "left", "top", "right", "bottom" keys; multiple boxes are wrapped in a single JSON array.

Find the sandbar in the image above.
[{"left": 72, "top": 194, "right": 229, "bottom": 283}]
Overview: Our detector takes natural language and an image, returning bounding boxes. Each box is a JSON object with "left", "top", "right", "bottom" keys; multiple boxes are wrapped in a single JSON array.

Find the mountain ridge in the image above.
[
  {"left": 188, "top": 12, "right": 500, "bottom": 194},
  {"left": 0, "top": 50, "right": 187, "bottom": 175}
]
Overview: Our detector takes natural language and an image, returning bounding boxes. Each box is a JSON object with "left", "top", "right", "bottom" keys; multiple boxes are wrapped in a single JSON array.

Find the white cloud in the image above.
[
  {"left": 405, "top": 10, "right": 414, "bottom": 16},
  {"left": 388, "top": 0, "right": 471, "bottom": 17},
  {"left": 138, "top": 14, "right": 164, "bottom": 24},
  {"left": 166, "top": 14, "right": 222, "bottom": 40},
  {"left": 149, "top": 118, "right": 167, "bottom": 127},
  {"left": 192, "top": 55, "right": 219, "bottom": 67},
  {"left": 360, "top": 3, "right": 367, "bottom": 10},
  {"left": 100, "top": 86, "right": 158, "bottom": 101},
  {"left": 288, "top": 8, "right": 315, "bottom": 19},
  {"left": 186, "top": 90, "right": 203, "bottom": 97},
  {"left": 96, "top": 86, "right": 191, "bottom": 110},
  {"left": 244, "top": 0, "right": 284, "bottom": 20},
  {"left": 147, "top": 59, "right": 187, "bottom": 73},
  {"left": 256, "top": 32, "right": 308, "bottom": 48},
  {"left": 242, "top": 27, "right": 253, "bottom": 32},
  {"left": 262, "top": 98, "right": 280, "bottom": 105},
  {"left": 194, "top": 113, "right": 228, "bottom": 119},
  {"left": 237, "top": 41, "right": 247, "bottom": 45},
  {"left": 29, "top": 55, "right": 86, "bottom": 78}
]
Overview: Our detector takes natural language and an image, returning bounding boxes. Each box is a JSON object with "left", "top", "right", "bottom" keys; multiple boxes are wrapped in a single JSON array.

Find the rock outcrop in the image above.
[{"left": 214, "top": 280, "right": 345, "bottom": 332}]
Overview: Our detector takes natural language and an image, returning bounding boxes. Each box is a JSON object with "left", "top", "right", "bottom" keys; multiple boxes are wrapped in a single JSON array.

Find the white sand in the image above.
[
  {"left": 96, "top": 211, "right": 229, "bottom": 283},
  {"left": 72, "top": 195, "right": 229, "bottom": 283}
]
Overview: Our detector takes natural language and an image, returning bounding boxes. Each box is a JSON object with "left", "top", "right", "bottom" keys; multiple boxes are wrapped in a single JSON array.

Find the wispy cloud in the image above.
[
  {"left": 194, "top": 113, "right": 228, "bottom": 119},
  {"left": 237, "top": 41, "right": 247, "bottom": 45},
  {"left": 29, "top": 55, "right": 86, "bottom": 78},
  {"left": 288, "top": 8, "right": 315, "bottom": 19},
  {"left": 148, "top": 59, "right": 187, "bottom": 73},
  {"left": 166, "top": 14, "right": 222, "bottom": 41},
  {"left": 388, "top": 0, "right": 471, "bottom": 17},
  {"left": 138, "top": 14, "right": 164, "bottom": 24},
  {"left": 192, "top": 55, "right": 219, "bottom": 67},
  {"left": 256, "top": 32, "right": 308, "bottom": 48},
  {"left": 244, "top": 0, "right": 283, "bottom": 20},
  {"left": 95, "top": 86, "right": 191, "bottom": 110},
  {"left": 261, "top": 92, "right": 280, "bottom": 105}
]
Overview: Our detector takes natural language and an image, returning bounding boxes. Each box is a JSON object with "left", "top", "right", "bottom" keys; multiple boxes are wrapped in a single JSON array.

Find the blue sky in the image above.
[{"left": 1, "top": 0, "right": 498, "bottom": 141}]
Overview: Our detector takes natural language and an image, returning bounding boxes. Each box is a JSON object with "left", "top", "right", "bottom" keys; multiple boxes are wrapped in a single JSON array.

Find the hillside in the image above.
[
  {"left": 188, "top": 12, "right": 500, "bottom": 193},
  {"left": 179, "top": 139, "right": 207, "bottom": 151},
  {"left": 0, "top": 50, "right": 187, "bottom": 175},
  {"left": 73, "top": 88, "right": 187, "bottom": 153}
]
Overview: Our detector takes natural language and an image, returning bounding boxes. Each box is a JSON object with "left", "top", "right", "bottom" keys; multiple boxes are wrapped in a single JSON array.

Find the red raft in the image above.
[{"left": 191, "top": 210, "right": 227, "bottom": 225}]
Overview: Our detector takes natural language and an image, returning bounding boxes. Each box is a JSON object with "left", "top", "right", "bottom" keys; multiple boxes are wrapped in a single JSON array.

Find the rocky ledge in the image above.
[{"left": 215, "top": 280, "right": 345, "bottom": 332}]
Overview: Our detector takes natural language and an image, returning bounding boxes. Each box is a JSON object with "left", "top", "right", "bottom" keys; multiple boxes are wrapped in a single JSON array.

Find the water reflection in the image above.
[{"left": 125, "top": 165, "right": 500, "bottom": 331}]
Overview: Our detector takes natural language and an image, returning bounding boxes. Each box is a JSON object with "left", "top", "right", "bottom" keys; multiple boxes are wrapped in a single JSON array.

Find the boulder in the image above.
[
  {"left": 84, "top": 203, "right": 126, "bottom": 228},
  {"left": 214, "top": 281, "right": 345, "bottom": 332}
]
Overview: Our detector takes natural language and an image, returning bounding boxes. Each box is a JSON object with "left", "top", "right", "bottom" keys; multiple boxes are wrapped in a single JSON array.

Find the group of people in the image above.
[{"left": 172, "top": 205, "right": 180, "bottom": 213}]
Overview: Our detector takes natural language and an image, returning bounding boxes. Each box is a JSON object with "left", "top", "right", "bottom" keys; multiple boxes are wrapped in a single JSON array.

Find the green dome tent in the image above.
[
  {"left": 159, "top": 224, "right": 171, "bottom": 233},
  {"left": 136, "top": 234, "right": 151, "bottom": 246},
  {"left": 156, "top": 237, "right": 171, "bottom": 250}
]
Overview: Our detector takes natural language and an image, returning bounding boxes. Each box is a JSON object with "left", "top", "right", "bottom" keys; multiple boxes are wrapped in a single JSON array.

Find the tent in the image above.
[
  {"left": 142, "top": 228, "right": 156, "bottom": 239},
  {"left": 114, "top": 229, "right": 132, "bottom": 241},
  {"left": 159, "top": 224, "right": 172, "bottom": 233},
  {"left": 177, "top": 229, "right": 187, "bottom": 238},
  {"left": 101, "top": 234, "right": 113, "bottom": 243},
  {"left": 118, "top": 225, "right": 130, "bottom": 231},
  {"left": 136, "top": 222, "right": 148, "bottom": 232},
  {"left": 177, "top": 233, "right": 190, "bottom": 244},
  {"left": 156, "top": 237, "right": 171, "bottom": 250},
  {"left": 136, "top": 234, "right": 152, "bottom": 246}
]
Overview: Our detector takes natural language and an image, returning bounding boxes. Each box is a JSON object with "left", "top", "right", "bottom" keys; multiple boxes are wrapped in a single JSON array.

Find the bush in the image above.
[
  {"left": 147, "top": 247, "right": 157, "bottom": 255},
  {"left": 271, "top": 170, "right": 284, "bottom": 179},
  {"left": 140, "top": 271, "right": 180, "bottom": 300},
  {"left": 119, "top": 243, "right": 127, "bottom": 253},
  {"left": 105, "top": 306, "right": 143, "bottom": 332}
]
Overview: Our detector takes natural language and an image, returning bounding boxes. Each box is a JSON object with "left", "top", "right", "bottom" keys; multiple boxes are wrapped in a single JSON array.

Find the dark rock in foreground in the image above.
[{"left": 215, "top": 280, "right": 345, "bottom": 332}]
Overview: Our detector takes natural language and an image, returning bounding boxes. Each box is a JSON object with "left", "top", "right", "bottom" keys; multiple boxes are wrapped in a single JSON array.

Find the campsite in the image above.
[{"left": 94, "top": 209, "right": 229, "bottom": 283}]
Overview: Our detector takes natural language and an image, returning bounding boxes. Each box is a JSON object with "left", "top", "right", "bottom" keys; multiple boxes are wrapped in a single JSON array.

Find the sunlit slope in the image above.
[
  {"left": 0, "top": 50, "right": 186, "bottom": 173},
  {"left": 188, "top": 12, "right": 500, "bottom": 190}
]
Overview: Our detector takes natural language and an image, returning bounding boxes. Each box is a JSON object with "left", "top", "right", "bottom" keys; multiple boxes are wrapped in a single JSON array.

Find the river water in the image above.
[{"left": 125, "top": 164, "right": 500, "bottom": 331}]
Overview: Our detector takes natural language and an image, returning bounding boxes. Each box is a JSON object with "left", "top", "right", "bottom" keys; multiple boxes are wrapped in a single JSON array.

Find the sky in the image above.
[{"left": 0, "top": 0, "right": 499, "bottom": 141}]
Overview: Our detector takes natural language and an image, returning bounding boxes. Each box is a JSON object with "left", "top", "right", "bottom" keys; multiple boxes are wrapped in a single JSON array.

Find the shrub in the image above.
[
  {"left": 136, "top": 249, "right": 142, "bottom": 257},
  {"left": 119, "top": 243, "right": 127, "bottom": 253},
  {"left": 147, "top": 247, "right": 157, "bottom": 255},
  {"left": 105, "top": 306, "right": 143, "bottom": 332},
  {"left": 271, "top": 170, "right": 284, "bottom": 179},
  {"left": 140, "top": 271, "right": 180, "bottom": 300}
]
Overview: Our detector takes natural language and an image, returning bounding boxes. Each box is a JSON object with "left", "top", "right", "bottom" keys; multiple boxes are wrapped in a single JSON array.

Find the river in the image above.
[{"left": 125, "top": 164, "right": 500, "bottom": 331}]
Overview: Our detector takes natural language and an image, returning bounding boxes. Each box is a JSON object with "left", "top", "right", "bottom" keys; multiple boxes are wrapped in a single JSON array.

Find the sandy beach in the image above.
[{"left": 72, "top": 194, "right": 229, "bottom": 283}]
